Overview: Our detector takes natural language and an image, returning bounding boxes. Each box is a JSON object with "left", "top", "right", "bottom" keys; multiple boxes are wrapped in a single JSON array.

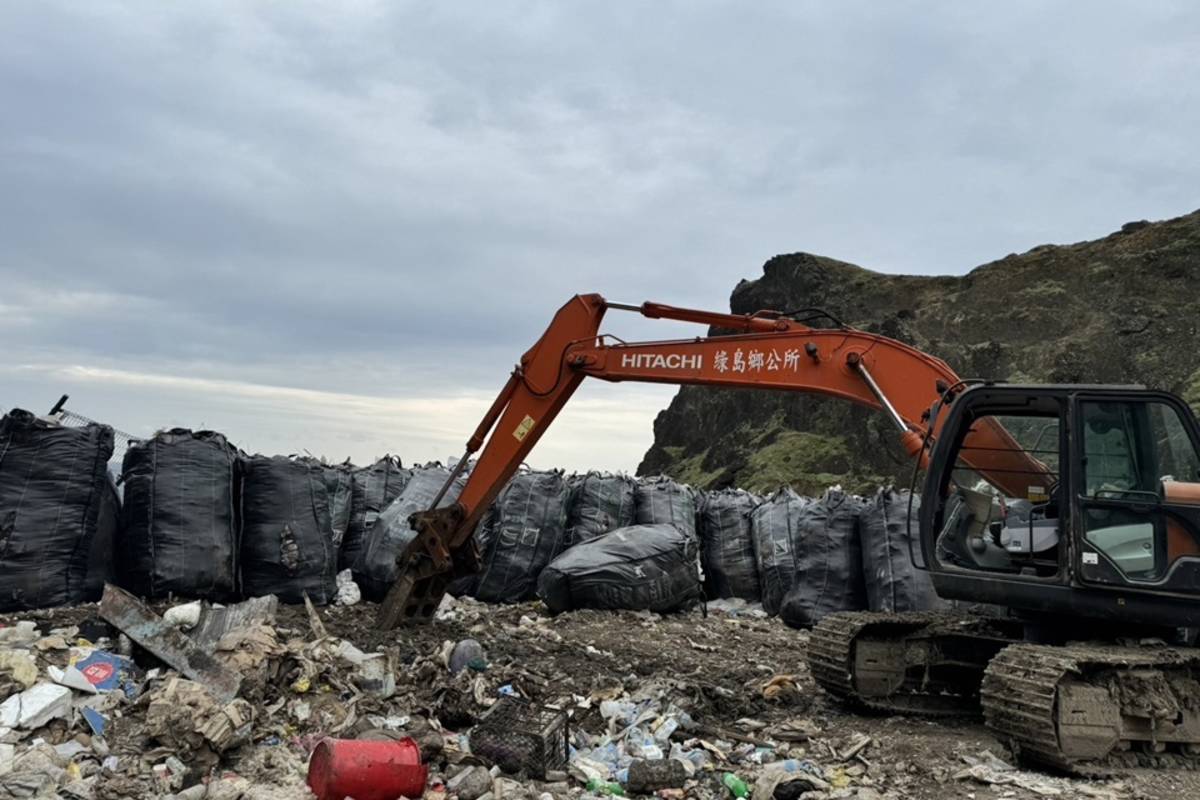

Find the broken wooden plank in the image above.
[
  {"left": 302, "top": 593, "right": 329, "bottom": 640},
  {"left": 98, "top": 584, "right": 242, "bottom": 703},
  {"left": 190, "top": 595, "right": 279, "bottom": 647}
]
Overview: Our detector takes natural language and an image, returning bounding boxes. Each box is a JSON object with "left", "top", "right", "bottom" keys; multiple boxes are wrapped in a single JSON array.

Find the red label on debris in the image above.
[{"left": 82, "top": 662, "right": 115, "bottom": 684}]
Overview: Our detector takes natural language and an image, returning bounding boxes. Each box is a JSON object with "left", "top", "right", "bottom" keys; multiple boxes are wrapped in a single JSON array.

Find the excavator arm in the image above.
[{"left": 377, "top": 293, "right": 1041, "bottom": 627}]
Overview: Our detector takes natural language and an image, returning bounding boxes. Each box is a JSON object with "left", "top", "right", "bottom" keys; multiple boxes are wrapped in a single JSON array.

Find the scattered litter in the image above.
[
  {"left": 0, "top": 649, "right": 38, "bottom": 689},
  {"left": 954, "top": 749, "right": 1071, "bottom": 796},
  {"left": 354, "top": 653, "right": 397, "bottom": 699},
  {"left": 99, "top": 583, "right": 242, "bottom": 703},
  {"left": 190, "top": 594, "right": 279, "bottom": 646},
  {"left": 448, "top": 764, "right": 494, "bottom": 800},
  {"left": 448, "top": 638, "right": 488, "bottom": 674},
  {"left": 162, "top": 600, "right": 203, "bottom": 629},
  {"left": 760, "top": 674, "right": 802, "bottom": 703},
  {"left": 145, "top": 677, "right": 255, "bottom": 756},
  {"left": 48, "top": 649, "right": 142, "bottom": 698},
  {"left": 626, "top": 758, "right": 689, "bottom": 793},
  {"left": 0, "top": 621, "right": 40, "bottom": 646},
  {"left": 335, "top": 568, "right": 362, "bottom": 606},
  {"left": 0, "top": 682, "right": 72, "bottom": 729},
  {"left": 80, "top": 706, "right": 107, "bottom": 736},
  {"left": 471, "top": 696, "right": 568, "bottom": 778}
]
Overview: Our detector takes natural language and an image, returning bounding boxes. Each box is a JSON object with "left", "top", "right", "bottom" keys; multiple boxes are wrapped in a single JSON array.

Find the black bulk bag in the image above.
[
  {"left": 473, "top": 470, "right": 571, "bottom": 603},
  {"left": 241, "top": 455, "right": 337, "bottom": 604},
  {"left": 0, "top": 409, "right": 117, "bottom": 611},
  {"left": 537, "top": 523, "right": 701, "bottom": 614},
  {"left": 118, "top": 429, "right": 240, "bottom": 600}
]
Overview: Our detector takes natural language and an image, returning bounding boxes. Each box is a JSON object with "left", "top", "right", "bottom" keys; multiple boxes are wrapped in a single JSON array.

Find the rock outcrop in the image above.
[{"left": 639, "top": 210, "right": 1200, "bottom": 493}]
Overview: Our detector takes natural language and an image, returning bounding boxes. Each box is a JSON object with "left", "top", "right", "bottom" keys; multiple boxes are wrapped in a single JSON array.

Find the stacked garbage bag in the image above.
[
  {"left": 471, "top": 470, "right": 571, "bottom": 603},
  {"left": 353, "top": 465, "right": 468, "bottom": 601},
  {"left": 778, "top": 488, "right": 867, "bottom": 627},
  {"left": 564, "top": 472, "right": 636, "bottom": 547},
  {"left": 698, "top": 488, "right": 761, "bottom": 600},
  {"left": 240, "top": 455, "right": 340, "bottom": 604},
  {"left": 0, "top": 409, "right": 117, "bottom": 612},
  {"left": 537, "top": 523, "right": 702, "bottom": 614},
  {"left": 634, "top": 475, "right": 699, "bottom": 539},
  {"left": 340, "top": 456, "right": 409, "bottom": 571},
  {"left": 117, "top": 429, "right": 241, "bottom": 601},
  {"left": 0, "top": 396, "right": 955, "bottom": 618},
  {"left": 859, "top": 487, "right": 945, "bottom": 613},
  {"left": 749, "top": 488, "right": 811, "bottom": 616}
]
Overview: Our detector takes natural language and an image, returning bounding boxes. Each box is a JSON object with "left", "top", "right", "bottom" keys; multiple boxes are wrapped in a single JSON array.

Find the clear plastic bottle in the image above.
[{"left": 654, "top": 717, "right": 680, "bottom": 743}]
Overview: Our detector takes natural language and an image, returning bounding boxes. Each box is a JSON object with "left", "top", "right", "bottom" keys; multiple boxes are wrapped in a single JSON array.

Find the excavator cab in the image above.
[{"left": 921, "top": 384, "right": 1200, "bottom": 628}]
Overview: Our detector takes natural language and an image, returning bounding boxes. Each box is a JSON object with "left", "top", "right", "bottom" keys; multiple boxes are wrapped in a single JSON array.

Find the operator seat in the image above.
[{"left": 936, "top": 486, "right": 1017, "bottom": 572}]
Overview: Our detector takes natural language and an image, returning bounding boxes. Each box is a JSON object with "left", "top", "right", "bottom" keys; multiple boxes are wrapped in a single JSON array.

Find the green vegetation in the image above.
[
  {"left": 742, "top": 429, "right": 884, "bottom": 496},
  {"left": 664, "top": 448, "right": 724, "bottom": 488},
  {"left": 1182, "top": 368, "right": 1200, "bottom": 415}
]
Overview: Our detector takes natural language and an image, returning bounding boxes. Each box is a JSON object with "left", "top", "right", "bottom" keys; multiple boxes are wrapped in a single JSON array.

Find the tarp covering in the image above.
[
  {"left": 779, "top": 488, "right": 868, "bottom": 628},
  {"left": 749, "top": 487, "right": 811, "bottom": 616},
  {"left": 859, "top": 488, "right": 945, "bottom": 613},
  {"left": 240, "top": 455, "right": 338, "bottom": 604},
  {"left": 564, "top": 472, "right": 636, "bottom": 548},
  {"left": 697, "top": 488, "right": 761, "bottom": 600},
  {"left": 473, "top": 470, "right": 571, "bottom": 603},
  {"left": 536, "top": 523, "right": 702, "bottom": 614},
  {"left": 118, "top": 429, "right": 241, "bottom": 600},
  {"left": 353, "top": 467, "right": 466, "bottom": 601},
  {"left": 341, "top": 456, "right": 410, "bottom": 572},
  {"left": 634, "top": 476, "right": 699, "bottom": 539},
  {"left": 0, "top": 409, "right": 117, "bottom": 611}
]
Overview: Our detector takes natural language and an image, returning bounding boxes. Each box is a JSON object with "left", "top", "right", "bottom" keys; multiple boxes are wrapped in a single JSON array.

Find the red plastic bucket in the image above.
[{"left": 306, "top": 737, "right": 427, "bottom": 800}]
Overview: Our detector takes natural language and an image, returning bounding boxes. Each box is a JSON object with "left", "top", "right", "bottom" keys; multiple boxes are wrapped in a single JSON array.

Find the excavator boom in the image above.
[{"left": 377, "top": 293, "right": 1044, "bottom": 627}]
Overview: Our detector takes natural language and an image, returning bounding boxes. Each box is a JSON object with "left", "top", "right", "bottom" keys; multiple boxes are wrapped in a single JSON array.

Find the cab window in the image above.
[{"left": 1078, "top": 399, "right": 1200, "bottom": 582}]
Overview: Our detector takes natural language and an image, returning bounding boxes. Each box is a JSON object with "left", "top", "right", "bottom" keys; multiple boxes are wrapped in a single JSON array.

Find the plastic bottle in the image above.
[
  {"left": 599, "top": 700, "right": 636, "bottom": 723},
  {"left": 654, "top": 717, "right": 679, "bottom": 743},
  {"left": 586, "top": 778, "right": 626, "bottom": 796},
  {"left": 722, "top": 772, "right": 749, "bottom": 798},
  {"left": 765, "top": 759, "right": 821, "bottom": 777}
]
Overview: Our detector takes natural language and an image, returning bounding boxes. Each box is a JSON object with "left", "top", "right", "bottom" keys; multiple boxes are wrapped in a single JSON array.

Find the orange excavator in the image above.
[{"left": 380, "top": 294, "right": 1200, "bottom": 771}]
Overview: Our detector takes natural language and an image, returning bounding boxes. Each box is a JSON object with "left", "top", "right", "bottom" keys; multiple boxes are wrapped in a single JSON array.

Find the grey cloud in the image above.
[{"left": 2, "top": 1, "right": 1198, "bottom": 466}]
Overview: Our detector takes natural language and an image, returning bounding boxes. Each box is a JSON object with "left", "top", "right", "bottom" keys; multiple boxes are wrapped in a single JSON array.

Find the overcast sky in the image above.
[{"left": 2, "top": 1, "right": 1198, "bottom": 471}]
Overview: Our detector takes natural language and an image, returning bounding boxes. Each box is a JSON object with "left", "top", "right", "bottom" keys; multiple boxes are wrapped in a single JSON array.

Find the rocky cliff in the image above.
[{"left": 638, "top": 210, "right": 1200, "bottom": 494}]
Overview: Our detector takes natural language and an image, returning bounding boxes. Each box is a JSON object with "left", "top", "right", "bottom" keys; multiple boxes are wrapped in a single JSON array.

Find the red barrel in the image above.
[{"left": 306, "top": 737, "right": 427, "bottom": 800}]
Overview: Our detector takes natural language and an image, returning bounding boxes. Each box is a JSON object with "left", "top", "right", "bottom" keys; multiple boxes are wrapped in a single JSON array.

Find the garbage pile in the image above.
[{"left": 0, "top": 593, "right": 1131, "bottom": 800}]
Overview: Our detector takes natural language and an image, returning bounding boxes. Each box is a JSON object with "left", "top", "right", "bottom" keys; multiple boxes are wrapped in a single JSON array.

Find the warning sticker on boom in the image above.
[{"left": 513, "top": 415, "right": 535, "bottom": 442}]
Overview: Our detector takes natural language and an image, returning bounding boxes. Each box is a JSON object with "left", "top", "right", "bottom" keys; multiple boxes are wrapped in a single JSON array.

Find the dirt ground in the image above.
[{"left": 4, "top": 597, "right": 1200, "bottom": 800}]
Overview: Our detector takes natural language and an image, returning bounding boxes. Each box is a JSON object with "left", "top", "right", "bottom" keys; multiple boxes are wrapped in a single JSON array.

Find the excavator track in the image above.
[
  {"left": 982, "top": 643, "right": 1200, "bottom": 774},
  {"left": 809, "top": 610, "right": 1018, "bottom": 717}
]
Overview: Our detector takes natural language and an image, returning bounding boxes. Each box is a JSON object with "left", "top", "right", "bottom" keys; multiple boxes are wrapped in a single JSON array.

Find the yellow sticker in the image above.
[{"left": 513, "top": 414, "right": 535, "bottom": 442}]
